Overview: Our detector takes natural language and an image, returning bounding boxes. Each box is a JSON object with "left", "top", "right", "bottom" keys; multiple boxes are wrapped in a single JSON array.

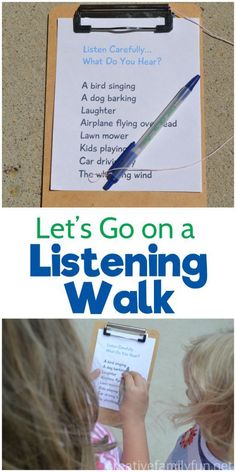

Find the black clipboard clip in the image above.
[
  {"left": 103, "top": 322, "right": 147, "bottom": 343},
  {"left": 73, "top": 4, "right": 174, "bottom": 33}
]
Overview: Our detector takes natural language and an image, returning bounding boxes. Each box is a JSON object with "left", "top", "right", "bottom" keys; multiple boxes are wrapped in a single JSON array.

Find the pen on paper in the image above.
[
  {"left": 118, "top": 367, "right": 130, "bottom": 406},
  {"left": 103, "top": 75, "right": 200, "bottom": 191}
]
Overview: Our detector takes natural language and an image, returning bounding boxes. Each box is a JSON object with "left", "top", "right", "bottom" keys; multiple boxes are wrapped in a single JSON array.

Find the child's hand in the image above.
[
  {"left": 120, "top": 371, "right": 149, "bottom": 424},
  {"left": 90, "top": 368, "right": 101, "bottom": 381}
]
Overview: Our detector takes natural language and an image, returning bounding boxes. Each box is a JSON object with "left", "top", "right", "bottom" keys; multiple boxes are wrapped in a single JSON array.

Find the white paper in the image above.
[
  {"left": 51, "top": 17, "right": 202, "bottom": 192},
  {"left": 91, "top": 329, "right": 155, "bottom": 411}
]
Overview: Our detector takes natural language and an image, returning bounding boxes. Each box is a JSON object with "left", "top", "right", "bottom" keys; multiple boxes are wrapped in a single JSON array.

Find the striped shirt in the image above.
[{"left": 92, "top": 422, "right": 130, "bottom": 470}]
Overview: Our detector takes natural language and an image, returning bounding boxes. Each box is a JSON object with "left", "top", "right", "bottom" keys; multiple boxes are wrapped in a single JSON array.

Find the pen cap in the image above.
[{"left": 185, "top": 75, "right": 200, "bottom": 91}]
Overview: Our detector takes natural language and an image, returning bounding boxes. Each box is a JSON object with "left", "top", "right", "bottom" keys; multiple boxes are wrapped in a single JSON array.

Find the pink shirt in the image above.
[{"left": 92, "top": 422, "right": 130, "bottom": 470}]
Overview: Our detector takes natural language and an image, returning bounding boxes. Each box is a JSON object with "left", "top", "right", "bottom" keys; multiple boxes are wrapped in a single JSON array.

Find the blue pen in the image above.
[
  {"left": 103, "top": 75, "right": 200, "bottom": 191},
  {"left": 118, "top": 367, "right": 129, "bottom": 406}
]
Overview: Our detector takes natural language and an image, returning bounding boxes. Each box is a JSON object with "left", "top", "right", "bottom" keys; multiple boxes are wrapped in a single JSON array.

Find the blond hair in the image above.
[
  {"left": 174, "top": 331, "right": 234, "bottom": 462},
  {"left": 3, "top": 319, "right": 112, "bottom": 469}
]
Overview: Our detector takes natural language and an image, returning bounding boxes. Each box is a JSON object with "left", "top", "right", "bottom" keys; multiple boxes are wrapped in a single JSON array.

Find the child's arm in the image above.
[{"left": 120, "top": 372, "right": 150, "bottom": 470}]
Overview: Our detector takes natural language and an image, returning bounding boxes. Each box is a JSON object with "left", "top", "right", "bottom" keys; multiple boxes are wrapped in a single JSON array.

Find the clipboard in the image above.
[
  {"left": 88, "top": 321, "right": 159, "bottom": 427},
  {"left": 42, "top": 3, "right": 206, "bottom": 207}
]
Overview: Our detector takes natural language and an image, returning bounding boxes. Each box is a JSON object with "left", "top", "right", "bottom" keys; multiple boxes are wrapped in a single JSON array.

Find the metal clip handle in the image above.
[
  {"left": 73, "top": 4, "right": 173, "bottom": 33},
  {"left": 103, "top": 322, "right": 147, "bottom": 343}
]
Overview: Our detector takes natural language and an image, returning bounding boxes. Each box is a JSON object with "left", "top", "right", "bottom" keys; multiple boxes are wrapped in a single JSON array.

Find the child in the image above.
[
  {"left": 166, "top": 331, "right": 234, "bottom": 470},
  {"left": 3, "top": 319, "right": 149, "bottom": 470}
]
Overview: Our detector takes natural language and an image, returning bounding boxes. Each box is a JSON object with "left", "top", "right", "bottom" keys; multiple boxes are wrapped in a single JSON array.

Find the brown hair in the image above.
[
  {"left": 3, "top": 319, "right": 111, "bottom": 469},
  {"left": 174, "top": 331, "right": 234, "bottom": 463}
]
